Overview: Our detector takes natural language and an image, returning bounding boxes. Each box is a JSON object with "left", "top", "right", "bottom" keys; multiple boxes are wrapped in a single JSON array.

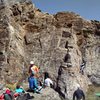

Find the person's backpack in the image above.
[
  {"left": 31, "top": 65, "right": 39, "bottom": 74},
  {"left": 4, "top": 94, "right": 12, "bottom": 100},
  {"left": 16, "top": 93, "right": 34, "bottom": 100}
]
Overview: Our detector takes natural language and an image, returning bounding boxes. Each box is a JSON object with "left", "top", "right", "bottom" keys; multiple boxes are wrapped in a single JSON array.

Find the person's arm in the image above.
[
  {"left": 50, "top": 79, "right": 53, "bottom": 85},
  {"left": 73, "top": 92, "right": 76, "bottom": 100},
  {"left": 82, "top": 91, "right": 85, "bottom": 100},
  {"left": 49, "top": 79, "right": 53, "bottom": 88}
]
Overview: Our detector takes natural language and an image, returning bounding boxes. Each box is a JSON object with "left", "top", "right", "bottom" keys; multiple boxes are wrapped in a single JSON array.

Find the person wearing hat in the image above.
[
  {"left": 73, "top": 84, "right": 85, "bottom": 100},
  {"left": 29, "top": 61, "right": 40, "bottom": 77}
]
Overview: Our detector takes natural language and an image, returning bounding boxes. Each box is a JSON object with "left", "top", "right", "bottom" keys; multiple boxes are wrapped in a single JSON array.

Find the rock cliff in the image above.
[{"left": 0, "top": 0, "right": 100, "bottom": 99}]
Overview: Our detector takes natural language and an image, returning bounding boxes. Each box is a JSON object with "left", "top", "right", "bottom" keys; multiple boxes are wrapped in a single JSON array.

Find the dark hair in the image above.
[
  {"left": 16, "top": 85, "right": 20, "bottom": 89},
  {"left": 44, "top": 72, "right": 49, "bottom": 79},
  {"left": 30, "top": 73, "right": 34, "bottom": 77}
]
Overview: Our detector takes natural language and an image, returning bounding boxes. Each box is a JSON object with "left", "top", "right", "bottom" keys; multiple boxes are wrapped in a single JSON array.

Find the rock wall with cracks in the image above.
[{"left": 0, "top": 0, "right": 100, "bottom": 99}]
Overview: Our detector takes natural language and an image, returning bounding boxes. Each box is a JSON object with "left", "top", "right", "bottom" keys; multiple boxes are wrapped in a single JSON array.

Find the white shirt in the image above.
[{"left": 44, "top": 78, "right": 53, "bottom": 87}]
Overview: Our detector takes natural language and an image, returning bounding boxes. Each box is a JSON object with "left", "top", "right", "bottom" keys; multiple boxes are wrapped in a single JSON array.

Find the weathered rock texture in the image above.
[
  {"left": 32, "top": 87, "right": 61, "bottom": 100},
  {"left": 0, "top": 0, "right": 100, "bottom": 99}
]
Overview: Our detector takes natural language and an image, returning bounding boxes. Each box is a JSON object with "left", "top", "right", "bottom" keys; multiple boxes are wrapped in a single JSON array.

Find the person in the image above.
[
  {"left": 80, "top": 58, "right": 86, "bottom": 75},
  {"left": 73, "top": 84, "right": 85, "bottom": 100},
  {"left": 15, "top": 85, "right": 25, "bottom": 93},
  {"left": 29, "top": 61, "right": 39, "bottom": 77},
  {"left": 28, "top": 74, "right": 40, "bottom": 93},
  {"left": 80, "top": 63, "right": 85, "bottom": 75},
  {"left": 44, "top": 72, "right": 53, "bottom": 87},
  {"left": 14, "top": 85, "right": 34, "bottom": 99}
]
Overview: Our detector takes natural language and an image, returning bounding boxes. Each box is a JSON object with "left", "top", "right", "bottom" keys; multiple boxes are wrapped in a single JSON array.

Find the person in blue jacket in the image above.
[{"left": 28, "top": 74, "right": 40, "bottom": 93}]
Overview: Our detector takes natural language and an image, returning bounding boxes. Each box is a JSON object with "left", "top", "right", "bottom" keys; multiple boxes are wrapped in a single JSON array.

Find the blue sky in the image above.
[{"left": 32, "top": 0, "right": 100, "bottom": 21}]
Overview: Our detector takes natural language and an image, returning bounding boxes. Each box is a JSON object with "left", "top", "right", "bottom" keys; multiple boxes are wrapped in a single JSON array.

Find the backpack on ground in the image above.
[{"left": 4, "top": 94, "right": 12, "bottom": 100}]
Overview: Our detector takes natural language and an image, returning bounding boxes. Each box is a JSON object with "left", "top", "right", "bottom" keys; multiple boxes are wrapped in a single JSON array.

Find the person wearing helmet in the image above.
[
  {"left": 29, "top": 61, "right": 39, "bottom": 77},
  {"left": 29, "top": 61, "right": 34, "bottom": 75}
]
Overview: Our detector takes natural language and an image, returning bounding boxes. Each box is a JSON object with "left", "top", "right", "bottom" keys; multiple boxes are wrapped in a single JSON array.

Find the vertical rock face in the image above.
[
  {"left": 0, "top": 0, "right": 100, "bottom": 99},
  {"left": 0, "top": 3, "right": 9, "bottom": 81},
  {"left": 84, "top": 21, "right": 100, "bottom": 85}
]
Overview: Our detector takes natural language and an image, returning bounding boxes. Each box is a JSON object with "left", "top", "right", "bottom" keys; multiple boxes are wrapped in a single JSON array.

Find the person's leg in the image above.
[
  {"left": 34, "top": 88, "right": 41, "bottom": 94},
  {"left": 33, "top": 88, "right": 40, "bottom": 93},
  {"left": 82, "top": 70, "right": 84, "bottom": 75}
]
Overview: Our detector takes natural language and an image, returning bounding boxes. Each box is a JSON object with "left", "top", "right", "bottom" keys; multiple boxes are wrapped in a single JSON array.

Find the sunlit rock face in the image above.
[{"left": 0, "top": 0, "right": 100, "bottom": 99}]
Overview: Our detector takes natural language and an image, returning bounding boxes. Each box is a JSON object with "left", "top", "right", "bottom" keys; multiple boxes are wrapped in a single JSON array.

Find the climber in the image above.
[
  {"left": 29, "top": 61, "right": 40, "bottom": 77},
  {"left": 73, "top": 84, "right": 85, "bottom": 100},
  {"left": 28, "top": 74, "right": 41, "bottom": 93},
  {"left": 14, "top": 85, "right": 34, "bottom": 99},
  {"left": 80, "top": 62, "right": 85, "bottom": 75},
  {"left": 80, "top": 58, "right": 86, "bottom": 75},
  {"left": 44, "top": 72, "right": 53, "bottom": 88}
]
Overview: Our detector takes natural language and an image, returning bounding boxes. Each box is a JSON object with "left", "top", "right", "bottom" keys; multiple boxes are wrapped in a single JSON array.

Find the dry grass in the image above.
[
  {"left": 6, "top": 83, "right": 17, "bottom": 90},
  {"left": 86, "top": 85, "right": 100, "bottom": 100}
]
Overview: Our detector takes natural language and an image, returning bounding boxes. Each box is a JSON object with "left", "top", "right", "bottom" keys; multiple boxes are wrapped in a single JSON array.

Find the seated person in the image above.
[
  {"left": 14, "top": 85, "right": 34, "bottom": 99},
  {"left": 44, "top": 73, "right": 53, "bottom": 87},
  {"left": 15, "top": 85, "right": 25, "bottom": 93},
  {"left": 14, "top": 85, "right": 25, "bottom": 98},
  {"left": 28, "top": 74, "right": 40, "bottom": 93}
]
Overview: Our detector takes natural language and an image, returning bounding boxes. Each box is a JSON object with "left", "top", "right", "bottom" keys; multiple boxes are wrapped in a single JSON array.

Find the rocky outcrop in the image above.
[
  {"left": 84, "top": 20, "right": 100, "bottom": 86},
  {"left": 32, "top": 87, "right": 61, "bottom": 100},
  {"left": 0, "top": 0, "right": 100, "bottom": 99}
]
